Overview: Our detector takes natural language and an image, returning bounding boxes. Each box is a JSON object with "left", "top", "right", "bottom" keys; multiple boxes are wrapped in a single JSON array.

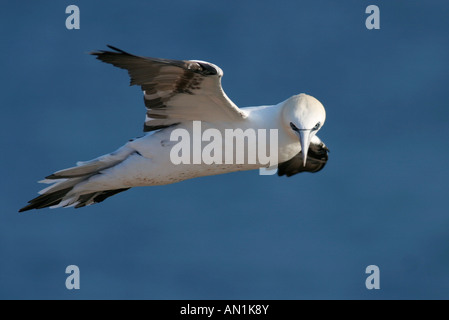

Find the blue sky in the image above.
[{"left": 1, "top": 0, "right": 449, "bottom": 299}]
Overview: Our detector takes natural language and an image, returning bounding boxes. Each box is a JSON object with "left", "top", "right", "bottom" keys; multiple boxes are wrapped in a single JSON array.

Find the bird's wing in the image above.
[
  {"left": 278, "top": 136, "right": 329, "bottom": 177},
  {"left": 91, "top": 46, "right": 248, "bottom": 132}
]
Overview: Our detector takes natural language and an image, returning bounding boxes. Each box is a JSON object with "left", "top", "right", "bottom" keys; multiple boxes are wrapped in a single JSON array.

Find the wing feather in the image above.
[{"left": 91, "top": 46, "right": 247, "bottom": 132}]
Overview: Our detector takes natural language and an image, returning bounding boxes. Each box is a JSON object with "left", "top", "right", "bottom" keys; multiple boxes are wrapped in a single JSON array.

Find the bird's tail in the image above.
[{"left": 19, "top": 144, "right": 135, "bottom": 212}]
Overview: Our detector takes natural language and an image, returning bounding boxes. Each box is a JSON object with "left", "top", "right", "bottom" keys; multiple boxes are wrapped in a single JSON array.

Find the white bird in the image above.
[{"left": 20, "top": 46, "right": 329, "bottom": 212}]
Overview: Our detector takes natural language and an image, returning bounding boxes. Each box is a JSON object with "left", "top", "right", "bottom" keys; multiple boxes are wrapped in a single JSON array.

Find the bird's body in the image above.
[
  {"left": 67, "top": 102, "right": 301, "bottom": 188},
  {"left": 20, "top": 46, "right": 329, "bottom": 212}
]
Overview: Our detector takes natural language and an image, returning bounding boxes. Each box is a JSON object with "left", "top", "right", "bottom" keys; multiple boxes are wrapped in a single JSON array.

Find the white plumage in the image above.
[{"left": 20, "top": 46, "right": 328, "bottom": 212}]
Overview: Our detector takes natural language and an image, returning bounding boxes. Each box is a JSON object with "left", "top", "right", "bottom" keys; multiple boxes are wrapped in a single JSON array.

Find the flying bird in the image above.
[{"left": 19, "top": 46, "right": 329, "bottom": 212}]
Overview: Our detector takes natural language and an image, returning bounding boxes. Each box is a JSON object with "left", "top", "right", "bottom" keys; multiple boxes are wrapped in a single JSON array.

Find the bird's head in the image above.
[{"left": 282, "top": 94, "right": 326, "bottom": 166}]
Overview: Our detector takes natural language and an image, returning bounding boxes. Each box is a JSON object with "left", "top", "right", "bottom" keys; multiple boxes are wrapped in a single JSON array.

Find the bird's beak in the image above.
[{"left": 297, "top": 130, "right": 311, "bottom": 167}]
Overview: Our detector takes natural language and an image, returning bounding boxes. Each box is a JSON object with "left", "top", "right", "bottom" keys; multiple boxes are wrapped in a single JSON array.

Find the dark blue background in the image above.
[{"left": 1, "top": 0, "right": 448, "bottom": 299}]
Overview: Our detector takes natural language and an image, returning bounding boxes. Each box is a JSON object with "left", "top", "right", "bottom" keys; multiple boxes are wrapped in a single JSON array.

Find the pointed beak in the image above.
[{"left": 297, "top": 130, "right": 311, "bottom": 167}]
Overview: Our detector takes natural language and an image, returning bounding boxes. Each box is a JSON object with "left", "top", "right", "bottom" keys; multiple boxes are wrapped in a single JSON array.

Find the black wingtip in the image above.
[
  {"left": 105, "top": 45, "right": 129, "bottom": 54},
  {"left": 90, "top": 45, "right": 134, "bottom": 57}
]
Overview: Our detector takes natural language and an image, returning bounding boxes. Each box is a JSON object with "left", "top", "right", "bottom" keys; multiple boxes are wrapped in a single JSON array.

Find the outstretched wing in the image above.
[
  {"left": 91, "top": 45, "right": 247, "bottom": 132},
  {"left": 278, "top": 137, "right": 329, "bottom": 177}
]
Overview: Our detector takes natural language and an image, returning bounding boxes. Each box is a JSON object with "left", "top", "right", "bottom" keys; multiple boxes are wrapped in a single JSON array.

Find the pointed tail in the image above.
[{"left": 19, "top": 144, "right": 136, "bottom": 212}]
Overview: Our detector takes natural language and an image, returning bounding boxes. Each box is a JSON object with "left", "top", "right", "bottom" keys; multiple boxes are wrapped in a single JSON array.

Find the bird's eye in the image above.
[
  {"left": 290, "top": 122, "right": 299, "bottom": 131},
  {"left": 313, "top": 122, "right": 321, "bottom": 131}
]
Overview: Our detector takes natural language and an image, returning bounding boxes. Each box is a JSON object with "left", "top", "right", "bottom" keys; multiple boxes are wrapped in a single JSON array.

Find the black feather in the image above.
[{"left": 278, "top": 142, "right": 329, "bottom": 177}]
